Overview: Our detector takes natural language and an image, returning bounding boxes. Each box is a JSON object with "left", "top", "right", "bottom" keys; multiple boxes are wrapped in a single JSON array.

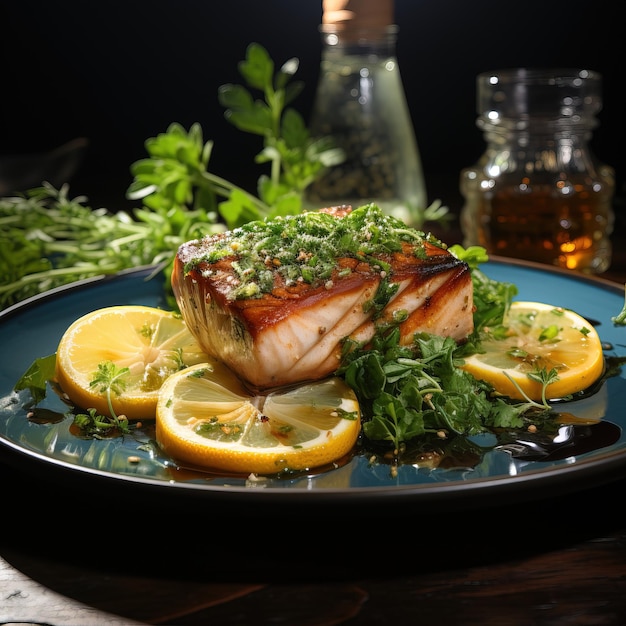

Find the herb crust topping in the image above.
[{"left": 182, "top": 203, "right": 445, "bottom": 300}]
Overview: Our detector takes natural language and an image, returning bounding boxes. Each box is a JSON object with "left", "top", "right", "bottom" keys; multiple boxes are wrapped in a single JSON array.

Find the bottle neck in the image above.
[{"left": 319, "top": 24, "right": 398, "bottom": 57}]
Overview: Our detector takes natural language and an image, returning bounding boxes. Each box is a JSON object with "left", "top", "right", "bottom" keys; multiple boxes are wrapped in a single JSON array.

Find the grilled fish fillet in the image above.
[{"left": 172, "top": 204, "right": 473, "bottom": 389}]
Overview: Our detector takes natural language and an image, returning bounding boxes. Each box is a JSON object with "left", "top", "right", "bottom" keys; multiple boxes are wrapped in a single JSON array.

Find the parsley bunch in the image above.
[
  {"left": 337, "top": 246, "right": 556, "bottom": 452},
  {"left": 339, "top": 326, "right": 544, "bottom": 450}
]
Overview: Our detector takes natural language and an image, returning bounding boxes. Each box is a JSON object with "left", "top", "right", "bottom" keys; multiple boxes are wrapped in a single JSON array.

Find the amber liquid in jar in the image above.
[
  {"left": 460, "top": 68, "right": 615, "bottom": 274},
  {"left": 460, "top": 172, "right": 615, "bottom": 272}
]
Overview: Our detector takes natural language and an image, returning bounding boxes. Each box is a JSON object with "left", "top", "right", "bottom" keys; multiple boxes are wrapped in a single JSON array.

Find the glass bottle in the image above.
[
  {"left": 305, "top": 0, "right": 427, "bottom": 226},
  {"left": 460, "top": 68, "right": 615, "bottom": 274}
]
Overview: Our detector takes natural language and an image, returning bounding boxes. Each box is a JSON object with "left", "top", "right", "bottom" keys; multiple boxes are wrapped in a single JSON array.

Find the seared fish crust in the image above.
[{"left": 172, "top": 204, "right": 473, "bottom": 389}]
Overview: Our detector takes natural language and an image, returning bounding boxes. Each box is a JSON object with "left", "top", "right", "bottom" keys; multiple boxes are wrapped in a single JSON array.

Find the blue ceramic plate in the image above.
[{"left": 1, "top": 259, "right": 626, "bottom": 509}]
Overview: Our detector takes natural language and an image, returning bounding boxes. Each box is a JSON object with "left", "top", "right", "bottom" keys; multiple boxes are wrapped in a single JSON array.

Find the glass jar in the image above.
[
  {"left": 305, "top": 0, "right": 427, "bottom": 226},
  {"left": 460, "top": 68, "right": 615, "bottom": 274}
]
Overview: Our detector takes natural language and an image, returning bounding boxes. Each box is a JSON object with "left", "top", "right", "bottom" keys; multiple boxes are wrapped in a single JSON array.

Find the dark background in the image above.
[{"left": 1, "top": 0, "right": 624, "bottom": 217}]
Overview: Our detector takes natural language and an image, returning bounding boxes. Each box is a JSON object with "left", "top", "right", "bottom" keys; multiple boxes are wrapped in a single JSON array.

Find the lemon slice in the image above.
[
  {"left": 461, "top": 301, "right": 604, "bottom": 401},
  {"left": 55, "top": 305, "right": 209, "bottom": 420},
  {"left": 156, "top": 363, "right": 361, "bottom": 475}
]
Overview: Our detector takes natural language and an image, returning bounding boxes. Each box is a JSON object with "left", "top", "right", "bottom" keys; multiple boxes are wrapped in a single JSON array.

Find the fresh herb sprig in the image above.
[
  {"left": 218, "top": 43, "right": 345, "bottom": 219},
  {"left": 126, "top": 121, "right": 268, "bottom": 228},
  {"left": 128, "top": 43, "right": 344, "bottom": 231},
  {"left": 73, "top": 361, "right": 134, "bottom": 437}
]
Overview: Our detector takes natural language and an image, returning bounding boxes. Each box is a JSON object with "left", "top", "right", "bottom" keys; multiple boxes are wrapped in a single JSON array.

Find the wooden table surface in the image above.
[
  {"left": 2, "top": 461, "right": 626, "bottom": 626},
  {"left": 2, "top": 202, "right": 626, "bottom": 626}
]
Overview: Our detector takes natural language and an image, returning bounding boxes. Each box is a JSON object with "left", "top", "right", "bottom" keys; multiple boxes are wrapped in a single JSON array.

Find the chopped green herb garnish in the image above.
[{"left": 184, "top": 203, "right": 445, "bottom": 300}]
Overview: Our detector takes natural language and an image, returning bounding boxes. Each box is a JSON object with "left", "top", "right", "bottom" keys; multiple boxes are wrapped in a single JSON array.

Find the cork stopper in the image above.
[{"left": 322, "top": 0, "right": 395, "bottom": 31}]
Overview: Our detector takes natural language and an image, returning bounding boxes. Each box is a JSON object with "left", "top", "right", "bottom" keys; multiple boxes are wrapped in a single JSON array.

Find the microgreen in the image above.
[
  {"left": 0, "top": 182, "right": 224, "bottom": 311},
  {"left": 526, "top": 367, "right": 561, "bottom": 407},
  {"left": 72, "top": 408, "right": 130, "bottom": 438},
  {"left": 73, "top": 361, "right": 133, "bottom": 437}
]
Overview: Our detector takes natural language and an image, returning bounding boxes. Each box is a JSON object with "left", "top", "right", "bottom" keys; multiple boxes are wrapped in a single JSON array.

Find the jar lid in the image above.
[{"left": 322, "top": 0, "right": 394, "bottom": 31}]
